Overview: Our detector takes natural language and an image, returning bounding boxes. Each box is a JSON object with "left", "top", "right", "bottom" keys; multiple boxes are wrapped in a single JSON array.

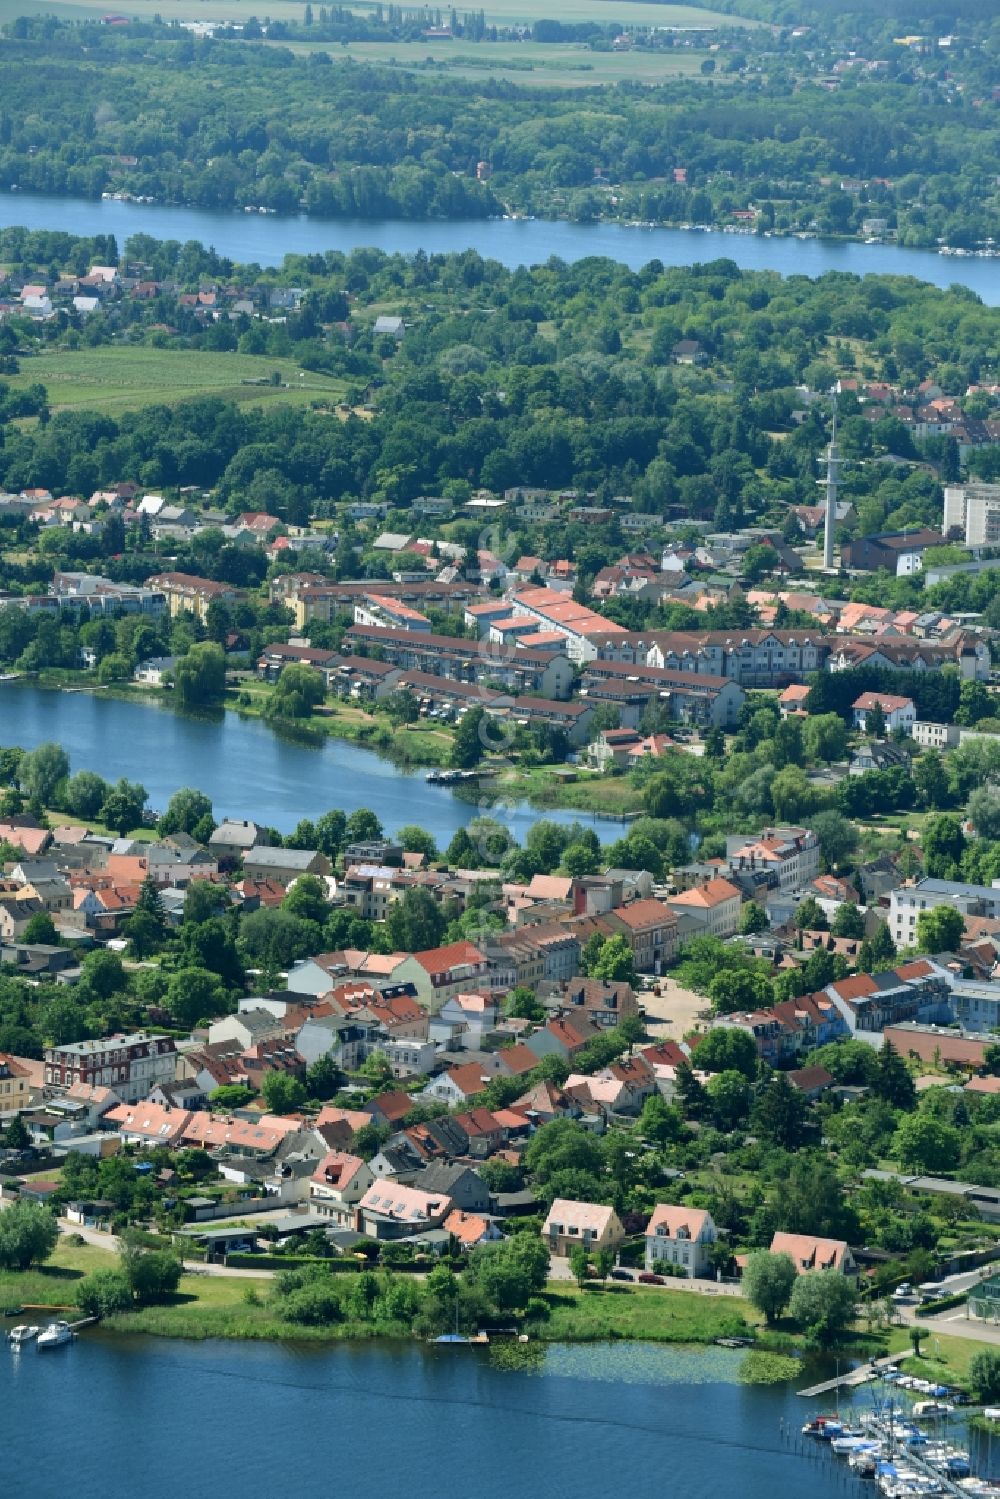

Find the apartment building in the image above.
[
  {"left": 725, "top": 826, "right": 821, "bottom": 892},
  {"left": 889, "top": 877, "right": 1000, "bottom": 950},
  {"left": 145, "top": 572, "right": 240, "bottom": 621},
  {"left": 943, "top": 482, "right": 1000, "bottom": 548},
  {"left": 506, "top": 585, "right": 628, "bottom": 663},
  {"left": 344, "top": 624, "right": 573, "bottom": 700},
  {"left": 579, "top": 660, "right": 745, "bottom": 728},
  {"left": 45, "top": 1032, "right": 176, "bottom": 1104},
  {"left": 353, "top": 594, "right": 431, "bottom": 632}
]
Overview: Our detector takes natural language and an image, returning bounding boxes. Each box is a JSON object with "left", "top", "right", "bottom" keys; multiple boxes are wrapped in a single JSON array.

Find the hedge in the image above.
[
  {"left": 224, "top": 1253, "right": 362, "bottom": 1272},
  {"left": 915, "top": 1291, "right": 968, "bottom": 1317}
]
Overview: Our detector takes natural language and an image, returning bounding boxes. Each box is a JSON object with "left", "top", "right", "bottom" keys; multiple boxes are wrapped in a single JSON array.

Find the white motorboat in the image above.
[
  {"left": 36, "top": 1320, "right": 73, "bottom": 1349},
  {"left": 8, "top": 1324, "right": 40, "bottom": 1346}
]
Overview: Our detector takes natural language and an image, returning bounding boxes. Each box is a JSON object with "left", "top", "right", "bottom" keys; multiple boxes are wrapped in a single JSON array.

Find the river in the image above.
[
  {"left": 2, "top": 190, "right": 998, "bottom": 303},
  {"left": 0, "top": 681, "right": 601, "bottom": 841},
  {"left": 2, "top": 1335, "right": 850, "bottom": 1499}
]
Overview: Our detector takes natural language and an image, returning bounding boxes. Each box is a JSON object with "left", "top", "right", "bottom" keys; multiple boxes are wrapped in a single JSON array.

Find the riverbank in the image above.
[
  {"left": 0, "top": 1239, "right": 759, "bottom": 1347},
  {"left": 4, "top": 192, "right": 1000, "bottom": 303},
  {"left": 18, "top": 673, "right": 643, "bottom": 819}
]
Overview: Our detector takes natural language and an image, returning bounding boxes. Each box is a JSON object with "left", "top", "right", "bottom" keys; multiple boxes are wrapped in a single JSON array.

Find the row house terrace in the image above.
[
  {"left": 579, "top": 660, "right": 745, "bottom": 728},
  {"left": 590, "top": 630, "right": 827, "bottom": 688},
  {"left": 344, "top": 623, "right": 573, "bottom": 700}
]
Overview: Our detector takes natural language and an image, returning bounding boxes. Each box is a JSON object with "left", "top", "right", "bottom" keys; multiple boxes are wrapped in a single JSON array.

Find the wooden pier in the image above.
[{"left": 797, "top": 1349, "right": 910, "bottom": 1399}]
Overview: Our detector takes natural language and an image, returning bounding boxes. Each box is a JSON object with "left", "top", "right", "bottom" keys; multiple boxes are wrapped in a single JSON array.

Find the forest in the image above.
[
  {"left": 0, "top": 241, "right": 998, "bottom": 545},
  {"left": 0, "top": 14, "right": 996, "bottom": 241}
]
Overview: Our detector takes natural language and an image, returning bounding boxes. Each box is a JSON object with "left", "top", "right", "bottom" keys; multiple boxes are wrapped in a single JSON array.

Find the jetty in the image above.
[{"left": 797, "top": 1349, "right": 910, "bottom": 1398}]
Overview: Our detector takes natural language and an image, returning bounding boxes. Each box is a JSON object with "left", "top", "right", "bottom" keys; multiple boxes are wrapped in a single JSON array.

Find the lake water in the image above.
[
  {"left": 2, "top": 190, "right": 998, "bottom": 302},
  {"left": 0, "top": 681, "right": 600, "bottom": 841},
  {"left": 2, "top": 1334, "right": 850, "bottom": 1499}
]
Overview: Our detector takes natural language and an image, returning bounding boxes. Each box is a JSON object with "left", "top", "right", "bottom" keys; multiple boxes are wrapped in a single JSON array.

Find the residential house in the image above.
[
  {"left": 666, "top": 878, "right": 742, "bottom": 939},
  {"left": 0, "top": 1054, "right": 32, "bottom": 1118},
  {"left": 444, "top": 1210, "right": 503, "bottom": 1249},
  {"left": 524, "top": 1014, "right": 601, "bottom": 1063},
  {"left": 598, "top": 1054, "right": 657, "bottom": 1113},
  {"left": 105, "top": 1101, "right": 192, "bottom": 1149},
  {"left": 421, "top": 1061, "right": 498, "bottom": 1107},
  {"left": 542, "top": 1198, "right": 625, "bottom": 1257},
  {"left": 437, "top": 992, "right": 501, "bottom": 1048},
  {"left": 645, "top": 1204, "right": 717, "bottom": 1278},
  {"left": 309, "top": 1151, "right": 375, "bottom": 1227},
  {"left": 852, "top": 692, "right": 916, "bottom": 734},
  {"left": 356, "top": 1181, "right": 453, "bottom": 1240},
  {"left": 365, "top": 1090, "right": 415, "bottom": 1131},
  {"left": 208, "top": 820, "right": 271, "bottom": 864},
  {"left": 242, "top": 847, "right": 331, "bottom": 885},
  {"left": 547, "top": 977, "right": 640, "bottom": 1029},
  {"left": 769, "top": 1231, "right": 857, "bottom": 1279},
  {"left": 418, "top": 1163, "right": 490, "bottom": 1215},
  {"left": 393, "top": 941, "right": 490, "bottom": 1012}
]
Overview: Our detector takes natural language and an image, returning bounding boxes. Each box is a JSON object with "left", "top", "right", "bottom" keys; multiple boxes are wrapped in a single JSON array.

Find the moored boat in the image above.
[
  {"left": 36, "top": 1320, "right": 73, "bottom": 1349},
  {"left": 8, "top": 1324, "right": 40, "bottom": 1347}
]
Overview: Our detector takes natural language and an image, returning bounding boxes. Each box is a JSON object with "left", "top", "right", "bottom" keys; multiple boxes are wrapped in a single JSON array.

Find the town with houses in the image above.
[{"left": 3, "top": 244, "right": 1000, "bottom": 1384}]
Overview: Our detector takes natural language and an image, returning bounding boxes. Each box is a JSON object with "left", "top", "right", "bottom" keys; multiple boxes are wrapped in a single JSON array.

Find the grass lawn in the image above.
[
  {"left": 496, "top": 765, "right": 644, "bottom": 816},
  {"left": 888, "top": 1326, "right": 984, "bottom": 1389},
  {"left": 0, "top": 1239, "right": 120, "bottom": 1311},
  {"left": 6, "top": 347, "right": 346, "bottom": 417},
  {"left": 539, "top": 1282, "right": 757, "bottom": 1343},
  {"left": 229, "top": 685, "right": 456, "bottom": 768}
]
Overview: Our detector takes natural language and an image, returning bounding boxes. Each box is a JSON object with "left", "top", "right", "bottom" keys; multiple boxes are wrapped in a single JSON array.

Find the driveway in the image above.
[
  {"left": 59, "top": 1217, "right": 275, "bottom": 1278},
  {"left": 547, "top": 1256, "right": 742, "bottom": 1297}
]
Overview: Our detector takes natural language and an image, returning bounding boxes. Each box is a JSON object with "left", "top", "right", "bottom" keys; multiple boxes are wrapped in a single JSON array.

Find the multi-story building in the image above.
[
  {"left": 889, "top": 877, "right": 1000, "bottom": 950},
  {"left": 645, "top": 1205, "right": 717, "bottom": 1278},
  {"left": 505, "top": 585, "right": 628, "bottom": 663},
  {"left": 353, "top": 594, "right": 431, "bottom": 633},
  {"left": 841, "top": 528, "right": 941, "bottom": 576},
  {"left": 344, "top": 624, "right": 573, "bottom": 700},
  {"left": 45, "top": 1033, "right": 176, "bottom": 1104},
  {"left": 0, "top": 1054, "right": 32, "bottom": 1118},
  {"left": 952, "top": 982, "right": 1000, "bottom": 1033},
  {"left": 666, "top": 877, "right": 742, "bottom": 938},
  {"left": 943, "top": 483, "right": 1000, "bottom": 548},
  {"left": 725, "top": 827, "right": 821, "bottom": 892},
  {"left": 852, "top": 692, "right": 916, "bottom": 734},
  {"left": 145, "top": 572, "right": 240, "bottom": 621},
  {"left": 590, "top": 629, "right": 828, "bottom": 689},
  {"left": 579, "top": 660, "right": 745, "bottom": 728},
  {"left": 911, "top": 721, "right": 961, "bottom": 750}
]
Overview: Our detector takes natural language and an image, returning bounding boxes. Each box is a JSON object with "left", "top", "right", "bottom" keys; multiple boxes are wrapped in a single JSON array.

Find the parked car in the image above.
[
  {"left": 609, "top": 1268, "right": 633, "bottom": 1282},
  {"left": 638, "top": 1272, "right": 665, "bottom": 1285}
]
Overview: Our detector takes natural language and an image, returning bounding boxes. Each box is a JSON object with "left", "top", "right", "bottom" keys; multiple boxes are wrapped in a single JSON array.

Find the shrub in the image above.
[{"left": 75, "top": 1269, "right": 133, "bottom": 1318}]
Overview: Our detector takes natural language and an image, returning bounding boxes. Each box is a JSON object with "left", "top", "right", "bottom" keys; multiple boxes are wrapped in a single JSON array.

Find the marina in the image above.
[{"left": 797, "top": 1377, "right": 991, "bottom": 1497}]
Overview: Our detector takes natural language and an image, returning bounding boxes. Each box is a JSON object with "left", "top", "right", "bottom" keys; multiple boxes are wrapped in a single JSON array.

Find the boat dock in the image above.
[{"left": 798, "top": 1350, "right": 910, "bottom": 1398}]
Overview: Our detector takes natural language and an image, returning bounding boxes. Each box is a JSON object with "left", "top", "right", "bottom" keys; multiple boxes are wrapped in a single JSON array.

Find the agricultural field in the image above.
[
  {"left": 0, "top": 0, "right": 755, "bottom": 29},
  {"left": 275, "top": 37, "right": 718, "bottom": 88},
  {"left": 5, "top": 347, "right": 347, "bottom": 416}
]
